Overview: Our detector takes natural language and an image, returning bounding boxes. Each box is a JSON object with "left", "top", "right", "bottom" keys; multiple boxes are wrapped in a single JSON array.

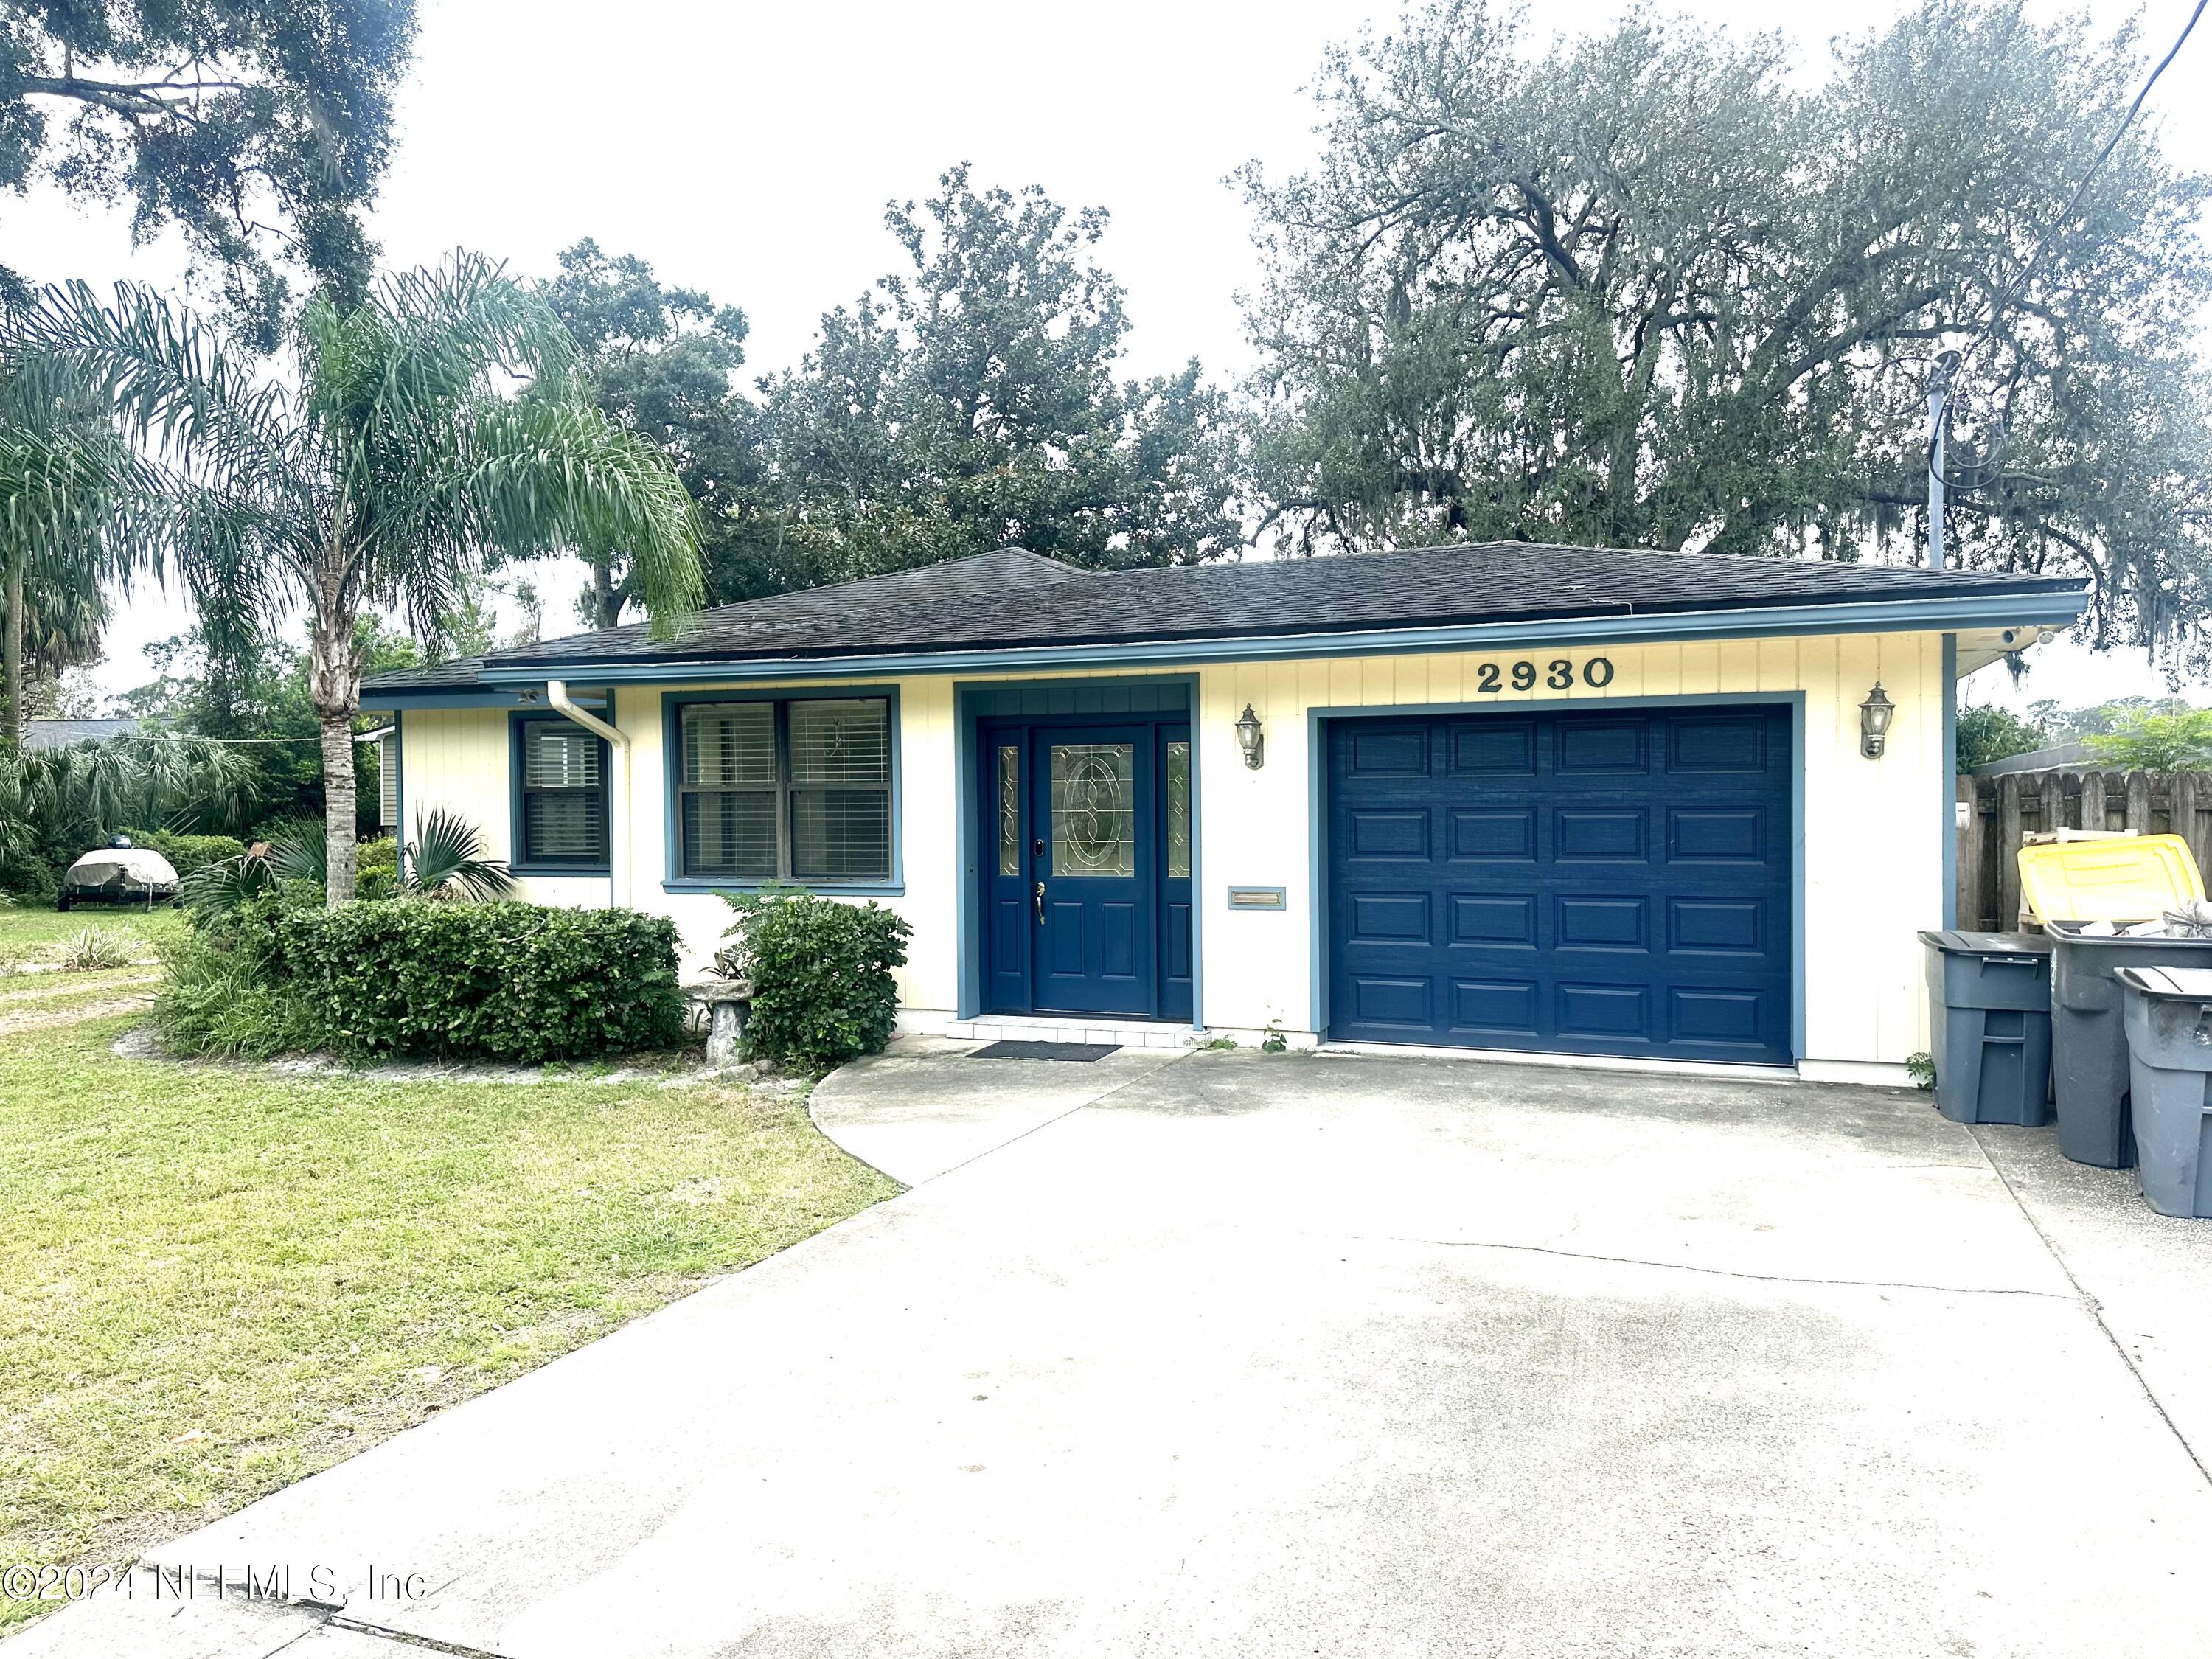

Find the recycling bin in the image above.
[
  {"left": 2115, "top": 966, "right": 2212, "bottom": 1217},
  {"left": 2047, "top": 922, "right": 2212, "bottom": 1169},
  {"left": 1919, "top": 931, "right": 2053, "bottom": 1126}
]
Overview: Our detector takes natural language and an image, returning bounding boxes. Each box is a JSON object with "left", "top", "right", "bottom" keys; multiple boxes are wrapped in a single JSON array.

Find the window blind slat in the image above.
[
  {"left": 792, "top": 790, "right": 891, "bottom": 881},
  {"left": 525, "top": 723, "right": 602, "bottom": 789},
  {"left": 683, "top": 703, "right": 775, "bottom": 787},
  {"left": 790, "top": 700, "right": 890, "bottom": 785}
]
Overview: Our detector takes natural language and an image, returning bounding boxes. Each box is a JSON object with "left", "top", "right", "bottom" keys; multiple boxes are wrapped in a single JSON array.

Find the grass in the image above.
[
  {"left": 0, "top": 900, "right": 183, "bottom": 956},
  {"left": 0, "top": 906, "right": 900, "bottom": 1633}
]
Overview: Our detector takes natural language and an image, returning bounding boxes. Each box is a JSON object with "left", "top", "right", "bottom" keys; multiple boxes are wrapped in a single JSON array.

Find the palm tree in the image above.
[
  {"left": 5, "top": 254, "right": 703, "bottom": 900},
  {"left": 0, "top": 371, "right": 143, "bottom": 745}
]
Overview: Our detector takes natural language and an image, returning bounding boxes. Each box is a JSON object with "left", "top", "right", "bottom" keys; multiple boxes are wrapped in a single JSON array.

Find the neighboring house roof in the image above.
[
  {"left": 362, "top": 543, "right": 2087, "bottom": 696},
  {"left": 22, "top": 717, "right": 141, "bottom": 751},
  {"left": 1973, "top": 742, "right": 2100, "bottom": 776}
]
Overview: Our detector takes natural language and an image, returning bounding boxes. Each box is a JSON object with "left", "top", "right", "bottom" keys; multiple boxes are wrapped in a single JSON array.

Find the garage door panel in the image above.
[
  {"left": 1352, "top": 976, "right": 1432, "bottom": 1028},
  {"left": 1447, "top": 720, "right": 1537, "bottom": 775},
  {"left": 1350, "top": 891, "right": 1431, "bottom": 942},
  {"left": 1449, "top": 809, "right": 1536, "bottom": 860},
  {"left": 1452, "top": 894, "right": 1536, "bottom": 947},
  {"left": 1347, "top": 725, "right": 1430, "bottom": 776},
  {"left": 1450, "top": 978, "right": 1540, "bottom": 1034},
  {"left": 1556, "top": 718, "right": 1650, "bottom": 773},
  {"left": 1556, "top": 807, "right": 1649, "bottom": 862},
  {"left": 1557, "top": 894, "right": 1647, "bottom": 950},
  {"left": 1667, "top": 896, "right": 1764, "bottom": 954},
  {"left": 1329, "top": 704, "right": 1792, "bottom": 1064},
  {"left": 1671, "top": 987, "right": 1766, "bottom": 1045},
  {"left": 1557, "top": 981, "right": 1649, "bottom": 1039},
  {"left": 1670, "top": 714, "right": 1768, "bottom": 771},
  {"left": 1348, "top": 810, "right": 1430, "bottom": 859},
  {"left": 1668, "top": 807, "right": 1767, "bottom": 863}
]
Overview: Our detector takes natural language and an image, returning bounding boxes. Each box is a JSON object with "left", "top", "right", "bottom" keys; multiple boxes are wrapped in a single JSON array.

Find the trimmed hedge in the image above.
[
  {"left": 234, "top": 899, "right": 686, "bottom": 1062},
  {"left": 719, "top": 889, "right": 911, "bottom": 1074}
]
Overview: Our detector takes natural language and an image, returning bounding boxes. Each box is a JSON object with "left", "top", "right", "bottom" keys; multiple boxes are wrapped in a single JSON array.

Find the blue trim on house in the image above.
[
  {"left": 1305, "top": 691, "right": 1810, "bottom": 1060},
  {"left": 475, "top": 591, "right": 2088, "bottom": 689},
  {"left": 392, "top": 709, "right": 406, "bottom": 881},
  {"left": 656, "top": 684, "right": 904, "bottom": 896},
  {"left": 363, "top": 688, "right": 539, "bottom": 710},
  {"left": 953, "top": 674, "right": 1203, "bottom": 1026},
  {"left": 507, "top": 702, "right": 615, "bottom": 877},
  {"left": 1942, "top": 633, "right": 1958, "bottom": 930}
]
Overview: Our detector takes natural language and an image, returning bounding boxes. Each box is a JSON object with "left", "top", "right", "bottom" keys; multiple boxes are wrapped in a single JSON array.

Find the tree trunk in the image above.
[
  {"left": 308, "top": 592, "right": 363, "bottom": 906},
  {"left": 318, "top": 709, "right": 358, "bottom": 902},
  {"left": 591, "top": 558, "right": 619, "bottom": 629},
  {"left": 1, "top": 554, "right": 21, "bottom": 748}
]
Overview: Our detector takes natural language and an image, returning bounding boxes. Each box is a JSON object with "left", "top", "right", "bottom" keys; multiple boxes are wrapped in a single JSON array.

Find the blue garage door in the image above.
[{"left": 1326, "top": 705, "right": 1794, "bottom": 1064}]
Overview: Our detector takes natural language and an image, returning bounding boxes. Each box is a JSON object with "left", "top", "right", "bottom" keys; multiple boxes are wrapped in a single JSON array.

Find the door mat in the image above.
[{"left": 968, "top": 1040, "right": 1123, "bottom": 1062}]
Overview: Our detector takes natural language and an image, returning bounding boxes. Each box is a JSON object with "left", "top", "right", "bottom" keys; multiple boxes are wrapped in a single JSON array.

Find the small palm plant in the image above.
[{"left": 401, "top": 808, "right": 512, "bottom": 901}]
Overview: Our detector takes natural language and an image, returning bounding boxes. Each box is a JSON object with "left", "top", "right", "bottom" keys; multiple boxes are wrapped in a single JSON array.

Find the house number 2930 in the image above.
[{"left": 1474, "top": 656, "right": 1614, "bottom": 692}]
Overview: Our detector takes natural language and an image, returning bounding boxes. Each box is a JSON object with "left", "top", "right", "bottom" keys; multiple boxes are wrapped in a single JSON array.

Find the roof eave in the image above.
[{"left": 462, "top": 587, "right": 2090, "bottom": 689}]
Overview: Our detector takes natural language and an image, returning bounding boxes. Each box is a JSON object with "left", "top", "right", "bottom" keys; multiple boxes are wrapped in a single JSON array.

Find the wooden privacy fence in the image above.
[{"left": 1955, "top": 770, "right": 2212, "bottom": 931}]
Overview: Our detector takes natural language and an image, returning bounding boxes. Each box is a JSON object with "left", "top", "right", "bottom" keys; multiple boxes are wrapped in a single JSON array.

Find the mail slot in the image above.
[{"left": 1226, "top": 886, "right": 1286, "bottom": 910}]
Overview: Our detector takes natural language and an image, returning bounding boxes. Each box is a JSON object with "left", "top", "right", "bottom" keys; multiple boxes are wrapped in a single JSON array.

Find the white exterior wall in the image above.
[{"left": 392, "top": 628, "right": 1948, "bottom": 1073}]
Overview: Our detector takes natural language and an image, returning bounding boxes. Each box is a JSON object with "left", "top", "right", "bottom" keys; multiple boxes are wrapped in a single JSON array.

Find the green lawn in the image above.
[
  {"left": 0, "top": 908, "right": 899, "bottom": 1633},
  {"left": 0, "top": 899, "right": 183, "bottom": 959}
]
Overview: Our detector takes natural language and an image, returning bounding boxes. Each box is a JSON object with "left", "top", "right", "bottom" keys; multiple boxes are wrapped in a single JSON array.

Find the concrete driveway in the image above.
[{"left": 15, "top": 1043, "right": 2212, "bottom": 1658}]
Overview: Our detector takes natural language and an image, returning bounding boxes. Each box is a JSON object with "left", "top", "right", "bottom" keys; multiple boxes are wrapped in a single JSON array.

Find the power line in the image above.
[
  {"left": 1955, "top": 0, "right": 2207, "bottom": 385},
  {"left": 1927, "top": 0, "right": 2208, "bottom": 561}
]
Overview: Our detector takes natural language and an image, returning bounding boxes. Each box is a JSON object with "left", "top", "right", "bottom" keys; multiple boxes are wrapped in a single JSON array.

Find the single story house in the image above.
[{"left": 361, "top": 542, "right": 2087, "bottom": 1083}]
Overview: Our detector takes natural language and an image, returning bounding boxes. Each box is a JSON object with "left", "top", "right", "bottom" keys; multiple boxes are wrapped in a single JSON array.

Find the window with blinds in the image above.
[
  {"left": 674, "top": 696, "right": 893, "bottom": 883},
  {"left": 518, "top": 718, "right": 610, "bottom": 867},
  {"left": 377, "top": 733, "right": 399, "bottom": 828}
]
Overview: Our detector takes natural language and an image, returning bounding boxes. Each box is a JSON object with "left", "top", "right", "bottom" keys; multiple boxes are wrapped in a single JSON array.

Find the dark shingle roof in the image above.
[
  {"left": 364, "top": 542, "right": 2084, "bottom": 690},
  {"left": 23, "top": 717, "right": 141, "bottom": 750}
]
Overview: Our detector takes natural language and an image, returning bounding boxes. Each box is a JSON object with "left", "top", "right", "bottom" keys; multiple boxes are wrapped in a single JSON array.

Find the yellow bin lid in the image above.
[{"left": 2016, "top": 834, "right": 2206, "bottom": 923}]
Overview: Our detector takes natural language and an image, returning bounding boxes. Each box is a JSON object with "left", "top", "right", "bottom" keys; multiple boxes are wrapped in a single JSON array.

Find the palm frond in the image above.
[
  {"left": 442, "top": 396, "right": 704, "bottom": 633},
  {"left": 402, "top": 807, "right": 513, "bottom": 900}
]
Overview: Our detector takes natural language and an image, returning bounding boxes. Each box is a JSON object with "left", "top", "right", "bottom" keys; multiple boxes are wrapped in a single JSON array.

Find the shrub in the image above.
[
  {"left": 240, "top": 900, "right": 686, "bottom": 1062},
  {"left": 356, "top": 835, "right": 400, "bottom": 898},
  {"left": 718, "top": 888, "right": 911, "bottom": 1074},
  {"left": 2086, "top": 709, "right": 2212, "bottom": 771},
  {"left": 59, "top": 927, "right": 133, "bottom": 971},
  {"left": 153, "top": 931, "right": 319, "bottom": 1059}
]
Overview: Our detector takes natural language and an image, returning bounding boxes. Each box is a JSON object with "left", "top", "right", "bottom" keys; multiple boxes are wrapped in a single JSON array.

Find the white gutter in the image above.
[{"left": 546, "top": 680, "right": 629, "bottom": 908}]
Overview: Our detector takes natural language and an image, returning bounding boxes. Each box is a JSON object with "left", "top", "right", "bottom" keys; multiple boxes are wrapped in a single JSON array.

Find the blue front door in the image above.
[
  {"left": 1326, "top": 704, "right": 1795, "bottom": 1063},
  {"left": 981, "top": 719, "right": 1186, "bottom": 1018}
]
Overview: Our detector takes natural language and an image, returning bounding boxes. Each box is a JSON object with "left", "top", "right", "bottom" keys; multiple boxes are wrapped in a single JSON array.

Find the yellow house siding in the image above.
[{"left": 394, "top": 627, "right": 1952, "bottom": 1071}]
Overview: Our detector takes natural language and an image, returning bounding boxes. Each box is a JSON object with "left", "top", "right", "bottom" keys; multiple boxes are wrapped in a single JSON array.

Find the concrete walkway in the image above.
[{"left": 13, "top": 1043, "right": 2212, "bottom": 1658}]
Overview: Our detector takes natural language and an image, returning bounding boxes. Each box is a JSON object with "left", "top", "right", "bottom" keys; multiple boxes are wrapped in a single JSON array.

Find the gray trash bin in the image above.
[
  {"left": 1919, "top": 931, "right": 2052, "bottom": 1126},
  {"left": 2115, "top": 966, "right": 2212, "bottom": 1217},
  {"left": 2047, "top": 921, "right": 2212, "bottom": 1169}
]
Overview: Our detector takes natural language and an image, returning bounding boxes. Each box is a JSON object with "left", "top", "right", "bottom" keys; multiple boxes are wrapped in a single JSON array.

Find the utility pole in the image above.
[{"left": 1927, "top": 349, "right": 1959, "bottom": 571}]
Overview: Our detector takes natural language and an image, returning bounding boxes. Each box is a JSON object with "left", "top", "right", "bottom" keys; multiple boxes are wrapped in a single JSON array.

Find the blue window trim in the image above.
[
  {"left": 659, "top": 684, "right": 905, "bottom": 896},
  {"left": 1306, "top": 691, "right": 1808, "bottom": 1060},
  {"left": 508, "top": 703, "right": 615, "bottom": 877}
]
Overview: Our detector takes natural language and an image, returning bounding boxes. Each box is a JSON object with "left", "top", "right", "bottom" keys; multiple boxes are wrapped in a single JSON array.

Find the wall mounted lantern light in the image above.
[
  {"left": 1859, "top": 682, "right": 1894, "bottom": 759},
  {"left": 1234, "top": 703, "right": 1266, "bottom": 770}
]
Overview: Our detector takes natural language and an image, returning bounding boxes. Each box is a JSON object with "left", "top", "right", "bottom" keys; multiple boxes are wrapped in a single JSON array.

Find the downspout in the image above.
[{"left": 547, "top": 681, "right": 629, "bottom": 909}]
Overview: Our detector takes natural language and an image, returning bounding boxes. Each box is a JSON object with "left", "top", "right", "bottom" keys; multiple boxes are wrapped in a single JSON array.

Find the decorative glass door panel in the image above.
[
  {"left": 1033, "top": 727, "right": 1152, "bottom": 1015},
  {"left": 1050, "top": 743, "right": 1135, "bottom": 877}
]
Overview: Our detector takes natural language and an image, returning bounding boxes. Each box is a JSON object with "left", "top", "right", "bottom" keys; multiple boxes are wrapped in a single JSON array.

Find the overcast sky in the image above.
[{"left": 4, "top": 0, "right": 2204, "bottom": 717}]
